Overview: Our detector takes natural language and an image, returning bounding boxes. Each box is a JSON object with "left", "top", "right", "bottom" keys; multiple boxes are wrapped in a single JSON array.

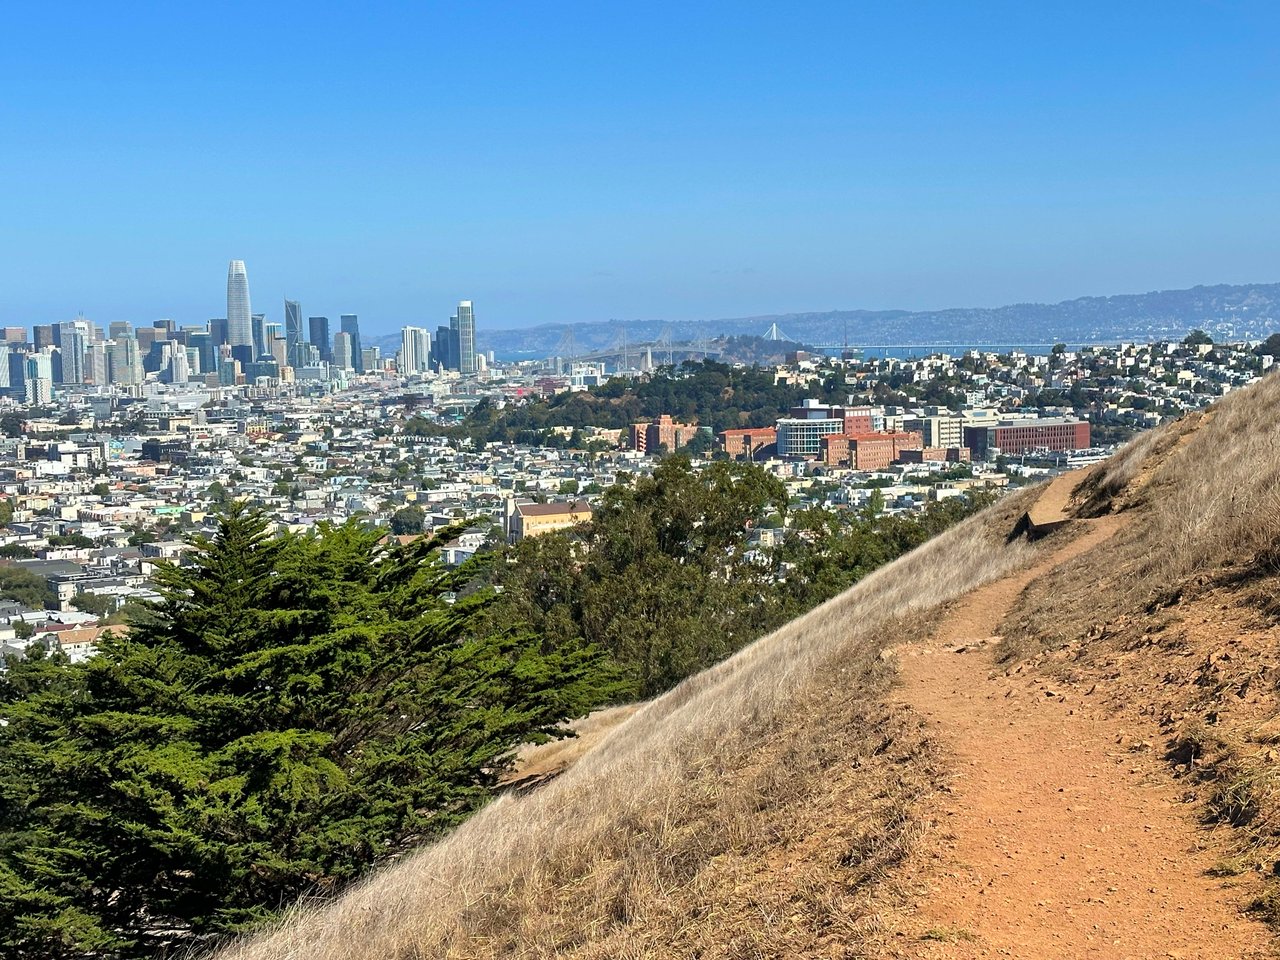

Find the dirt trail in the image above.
[{"left": 890, "top": 516, "right": 1271, "bottom": 959}]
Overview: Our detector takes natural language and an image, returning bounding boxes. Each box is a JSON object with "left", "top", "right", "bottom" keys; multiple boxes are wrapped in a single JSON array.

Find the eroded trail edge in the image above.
[{"left": 888, "top": 516, "right": 1271, "bottom": 960}]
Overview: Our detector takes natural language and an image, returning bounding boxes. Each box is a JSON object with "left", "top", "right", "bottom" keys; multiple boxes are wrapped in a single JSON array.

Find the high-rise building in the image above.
[
  {"left": 361, "top": 346, "right": 380, "bottom": 372},
  {"left": 452, "top": 301, "right": 476, "bottom": 375},
  {"left": 309, "top": 316, "right": 331, "bottom": 362},
  {"left": 108, "top": 337, "right": 143, "bottom": 386},
  {"left": 209, "top": 317, "right": 228, "bottom": 347},
  {"left": 251, "top": 313, "right": 267, "bottom": 358},
  {"left": 1, "top": 327, "right": 25, "bottom": 344},
  {"left": 58, "top": 329, "right": 86, "bottom": 385},
  {"left": 25, "top": 351, "right": 55, "bottom": 404},
  {"left": 333, "top": 330, "right": 354, "bottom": 371},
  {"left": 400, "top": 326, "right": 430, "bottom": 375},
  {"left": 188, "top": 330, "right": 216, "bottom": 374},
  {"left": 226, "top": 260, "right": 253, "bottom": 348},
  {"left": 340, "top": 314, "right": 362, "bottom": 373},
  {"left": 431, "top": 324, "right": 455, "bottom": 370},
  {"left": 284, "top": 299, "right": 304, "bottom": 366},
  {"left": 33, "top": 325, "right": 56, "bottom": 351},
  {"left": 85, "top": 343, "right": 109, "bottom": 385}
]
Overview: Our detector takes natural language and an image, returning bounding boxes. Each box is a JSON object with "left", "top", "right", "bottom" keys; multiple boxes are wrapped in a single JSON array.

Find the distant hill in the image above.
[{"left": 474, "top": 281, "right": 1280, "bottom": 358}]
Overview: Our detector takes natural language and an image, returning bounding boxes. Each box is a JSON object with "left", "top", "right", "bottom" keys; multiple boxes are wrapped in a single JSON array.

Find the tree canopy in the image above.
[{"left": 0, "top": 505, "right": 616, "bottom": 957}]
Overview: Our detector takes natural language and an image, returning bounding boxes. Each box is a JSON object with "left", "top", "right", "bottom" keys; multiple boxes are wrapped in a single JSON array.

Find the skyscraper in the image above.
[
  {"left": 284, "top": 299, "right": 304, "bottom": 367},
  {"left": 226, "top": 260, "right": 253, "bottom": 348},
  {"left": 453, "top": 300, "right": 476, "bottom": 375},
  {"left": 251, "top": 313, "right": 267, "bottom": 358},
  {"left": 333, "top": 331, "right": 354, "bottom": 371},
  {"left": 400, "top": 326, "right": 430, "bottom": 375},
  {"left": 340, "top": 314, "right": 362, "bottom": 373},
  {"left": 309, "top": 316, "right": 331, "bottom": 362}
]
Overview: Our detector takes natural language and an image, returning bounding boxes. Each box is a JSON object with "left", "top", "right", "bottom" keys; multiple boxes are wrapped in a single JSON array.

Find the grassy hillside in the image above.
[{"left": 212, "top": 370, "right": 1280, "bottom": 958}]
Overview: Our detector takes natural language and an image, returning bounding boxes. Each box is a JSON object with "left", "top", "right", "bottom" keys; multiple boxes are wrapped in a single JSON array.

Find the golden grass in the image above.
[
  {"left": 1002, "top": 371, "right": 1280, "bottom": 658},
  {"left": 208, "top": 489, "right": 1040, "bottom": 960}
]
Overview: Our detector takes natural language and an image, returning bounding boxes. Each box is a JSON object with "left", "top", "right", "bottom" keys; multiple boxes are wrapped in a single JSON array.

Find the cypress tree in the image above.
[{"left": 0, "top": 504, "right": 615, "bottom": 957}]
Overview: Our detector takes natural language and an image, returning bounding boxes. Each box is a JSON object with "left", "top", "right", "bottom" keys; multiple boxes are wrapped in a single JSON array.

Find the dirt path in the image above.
[{"left": 889, "top": 517, "right": 1271, "bottom": 959}]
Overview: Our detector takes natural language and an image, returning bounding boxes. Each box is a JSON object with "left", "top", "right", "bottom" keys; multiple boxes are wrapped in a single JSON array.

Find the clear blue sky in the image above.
[{"left": 2, "top": 1, "right": 1279, "bottom": 334}]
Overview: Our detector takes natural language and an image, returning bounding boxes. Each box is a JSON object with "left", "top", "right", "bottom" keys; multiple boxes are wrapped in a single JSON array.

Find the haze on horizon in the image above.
[{"left": 3, "top": 1, "right": 1279, "bottom": 336}]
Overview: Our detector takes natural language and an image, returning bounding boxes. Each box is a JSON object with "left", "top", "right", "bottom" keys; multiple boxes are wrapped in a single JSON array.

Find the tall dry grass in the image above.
[
  {"left": 209, "top": 489, "right": 1040, "bottom": 960},
  {"left": 1002, "top": 371, "right": 1280, "bottom": 657}
]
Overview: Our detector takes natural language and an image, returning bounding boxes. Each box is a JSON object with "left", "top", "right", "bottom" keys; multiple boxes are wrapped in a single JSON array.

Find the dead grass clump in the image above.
[{"left": 210, "top": 492, "right": 1039, "bottom": 960}]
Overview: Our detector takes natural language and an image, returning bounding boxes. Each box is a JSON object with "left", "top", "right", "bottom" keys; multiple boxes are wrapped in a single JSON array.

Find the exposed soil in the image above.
[{"left": 887, "top": 515, "right": 1272, "bottom": 959}]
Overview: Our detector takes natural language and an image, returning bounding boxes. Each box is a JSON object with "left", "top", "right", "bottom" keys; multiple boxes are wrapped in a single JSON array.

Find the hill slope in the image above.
[{"left": 214, "top": 373, "right": 1280, "bottom": 959}]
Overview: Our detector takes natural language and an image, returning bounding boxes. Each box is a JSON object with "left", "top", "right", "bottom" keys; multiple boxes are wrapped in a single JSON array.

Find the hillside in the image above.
[
  {"left": 475, "top": 280, "right": 1280, "bottom": 357},
  {"left": 214, "top": 373, "right": 1280, "bottom": 959}
]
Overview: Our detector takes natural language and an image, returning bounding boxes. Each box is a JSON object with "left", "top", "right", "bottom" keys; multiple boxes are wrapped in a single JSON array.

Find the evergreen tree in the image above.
[{"left": 0, "top": 504, "right": 614, "bottom": 957}]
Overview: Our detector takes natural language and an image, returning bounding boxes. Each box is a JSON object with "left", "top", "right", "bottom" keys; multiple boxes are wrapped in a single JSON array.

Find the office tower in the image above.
[
  {"left": 153, "top": 319, "right": 176, "bottom": 339},
  {"left": 0, "top": 343, "right": 9, "bottom": 391},
  {"left": 59, "top": 328, "right": 86, "bottom": 385},
  {"left": 283, "top": 299, "right": 304, "bottom": 366},
  {"left": 209, "top": 317, "right": 229, "bottom": 347},
  {"left": 430, "top": 324, "right": 454, "bottom": 370},
  {"left": 85, "top": 343, "right": 109, "bottom": 385},
  {"left": 1, "top": 327, "right": 25, "bottom": 344},
  {"left": 25, "top": 352, "right": 54, "bottom": 404},
  {"left": 361, "top": 346, "right": 380, "bottom": 372},
  {"left": 453, "top": 300, "right": 476, "bottom": 375},
  {"left": 185, "top": 346, "right": 201, "bottom": 376},
  {"left": 340, "top": 314, "right": 362, "bottom": 373},
  {"left": 333, "top": 330, "right": 354, "bottom": 371},
  {"left": 108, "top": 337, "right": 143, "bottom": 386},
  {"left": 135, "top": 326, "right": 157, "bottom": 354},
  {"left": 250, "top": 312, "right": 267, "bottom": 358},
  {"left": 400, "top": 326, "right": 430, "bottom": 375},
  {"left": 226, "top": 259, "right": 253, "bottom": 348},
  {"left": 266, "top": 324, "right": 288, "bottom": 367},
  {"left": 165, "top": 350, "right": 190, "bottom": 384},
  {"left": 33, "top": 325, "right": 55, "bottom": 350},
  {"left": 4, "top": 350, "right": 24, "bottom": 398},
  {"left": 308, "top": 316, "right": 331, "bottom": 362},
  {"left": 188, "top": 330, "right": 216, "bottom": 374}
]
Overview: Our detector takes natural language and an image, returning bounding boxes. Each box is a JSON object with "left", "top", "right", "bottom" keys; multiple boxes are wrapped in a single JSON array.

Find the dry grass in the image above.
[
  {"left": 1002, "top": 372, "right": 1280, "bottom": 659},
  {"left": 208, "top": 489, "right": 1040, "bottom": 960}
]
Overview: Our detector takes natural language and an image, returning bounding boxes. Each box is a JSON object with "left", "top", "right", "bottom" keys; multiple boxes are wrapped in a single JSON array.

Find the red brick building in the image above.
[
  {"left": 963, "top": 418, "right": 1090, "bottom": 458},
  {"left": 630, "top": 414, "right": 699, "bottom": 454},
  {"left": 718, "top": 426, "right": 777, "bottom": 459},
  {"left": 820, "top": 430, "right": 923, "bottom": 470}
]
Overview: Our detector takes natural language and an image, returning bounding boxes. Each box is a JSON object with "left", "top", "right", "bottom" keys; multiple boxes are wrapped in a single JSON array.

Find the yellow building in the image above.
[{"left": 504, "top": 498, "right": 593, "bottom": 541}]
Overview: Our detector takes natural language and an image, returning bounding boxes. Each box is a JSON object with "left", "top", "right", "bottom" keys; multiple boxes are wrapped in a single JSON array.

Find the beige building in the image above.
[{"left": 504, "top": 498, "right": 593, "bottom": 541}]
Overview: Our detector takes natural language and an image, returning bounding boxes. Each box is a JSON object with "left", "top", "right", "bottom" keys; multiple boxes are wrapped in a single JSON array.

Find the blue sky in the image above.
[{"left": 2, "top": 1, "right": 1278, "bottom": 334}]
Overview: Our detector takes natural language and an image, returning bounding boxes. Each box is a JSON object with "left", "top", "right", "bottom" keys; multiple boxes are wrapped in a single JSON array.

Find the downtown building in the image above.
[{"left": 226, "top": 260, "right": 253, "bottom": 355}]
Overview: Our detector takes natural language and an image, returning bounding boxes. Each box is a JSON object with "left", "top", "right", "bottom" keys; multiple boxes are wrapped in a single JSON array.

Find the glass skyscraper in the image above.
[
  {"left": 284, "top": 299, "right": 304, "bottom": 367},
  {"left": 340, "top": 314, "right": 362, "bottom": 373},
  {"left": 226, "top": 260, "right": 253, "bottom": 348},
  {"left": 452, "top": 300, "right": 476, "bottom": 375},
  {"left": 309, "top": 316, "right": 331, "bottom": 362}
]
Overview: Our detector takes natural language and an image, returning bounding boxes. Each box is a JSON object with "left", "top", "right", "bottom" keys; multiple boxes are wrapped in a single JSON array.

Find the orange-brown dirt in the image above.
[{"left": 886, "top": 515, "right": 1272, "bottom": 959}]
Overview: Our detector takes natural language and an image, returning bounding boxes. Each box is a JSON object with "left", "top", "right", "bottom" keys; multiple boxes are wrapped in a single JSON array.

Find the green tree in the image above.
[
  {"left": 389, "top": 504, "right": 425, "bottom": 535},
  {"left": 0, "top": 566, "right": 56, "bottom": 609},
  {"left": 69, "top": 593, "right": 113, "bottom": 617},
  {"left": 91, "top": 483, "right": 111, "bottom": 498},
  {"left": 0, "top": 506, "right": 615, "bottom": 957},
  {"left": 1182, "top": 329, "right": 1213, "bottom": 346},
  {"left": 0, "top": 500, "right": 13, "bottom": 528}
]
